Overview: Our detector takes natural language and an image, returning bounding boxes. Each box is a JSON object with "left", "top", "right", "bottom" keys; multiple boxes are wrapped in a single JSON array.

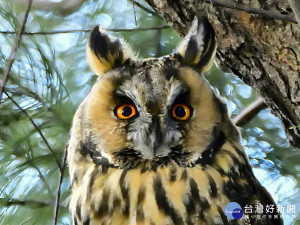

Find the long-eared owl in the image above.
[{"left": 67, "top": 17, "right": 283, "bottom": 225}]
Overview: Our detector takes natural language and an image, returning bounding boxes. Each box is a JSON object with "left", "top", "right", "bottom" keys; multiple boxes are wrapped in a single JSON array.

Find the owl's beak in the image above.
[{"left": 149, "top": 116, "right": 164, "bottom": 156}]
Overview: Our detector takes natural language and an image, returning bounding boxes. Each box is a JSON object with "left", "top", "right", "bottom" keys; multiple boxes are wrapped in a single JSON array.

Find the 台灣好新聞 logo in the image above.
[{"left": 225, "top": 202, "right": 243, "bottom": 219}]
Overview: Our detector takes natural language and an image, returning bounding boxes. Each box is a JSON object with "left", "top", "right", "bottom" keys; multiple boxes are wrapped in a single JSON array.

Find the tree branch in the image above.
[
  {"left": 31, "top": 163, "right": 54, "bottom": 198},
  {"left": 6, "top": 76, "right": 70, "bottom": 128},
  {"left": 4, "top": 92, "right": 62, "bottom": 170},
  {"left": 204, "top": 0, "right": 297, "bottom": 23},
  {"left": 233, "top": 97, "right": 267, "bottom": 126},
  {"left": 1, "top": 198, "right": 51, "bottom": 208},
  {"left": 12, "top": 0, "right": 88, "bottom": 15},
  {"left": 52, "top": 146, "right": 68, "bottom": 225},
  {"left": 0, "top": 0, "right": 33, "bottom": 103},
  {"left": 0, "top": 198, "right": 66, "bottom": 209},
  {"left": 128, "top": 0, "right": 158, "bottom": 16},
  {"left": 132, "top": 1, "right": 138, "bottom": 26},
  {"left": 0, "top": 25, "right": 170, "bottom": 36},
  {"left": 20, "top": 217, "right": 33, "bottom": 225}
]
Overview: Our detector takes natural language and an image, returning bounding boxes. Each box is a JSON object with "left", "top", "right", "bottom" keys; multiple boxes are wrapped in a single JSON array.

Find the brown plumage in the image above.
[{"left": 67, "top": 17, "right": 283, "bottom": 225}]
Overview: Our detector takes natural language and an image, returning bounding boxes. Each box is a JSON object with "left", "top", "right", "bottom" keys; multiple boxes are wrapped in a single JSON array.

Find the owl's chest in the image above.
[{"left": 70, "top": 162, "right": 248, "bottom": 225}]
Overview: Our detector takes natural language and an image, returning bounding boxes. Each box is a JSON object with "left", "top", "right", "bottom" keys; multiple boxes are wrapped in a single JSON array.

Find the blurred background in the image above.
[{"left": 0, "top": 0, "right": 299, "bottom": 224}]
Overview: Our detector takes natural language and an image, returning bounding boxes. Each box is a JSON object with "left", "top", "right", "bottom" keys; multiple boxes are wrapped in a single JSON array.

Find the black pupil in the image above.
[
  {"left": 175, "top": 106, "right": 186, "bottom": 118},
  {"left": 122, "top": 106, "right": 132, "bottom": 117}
]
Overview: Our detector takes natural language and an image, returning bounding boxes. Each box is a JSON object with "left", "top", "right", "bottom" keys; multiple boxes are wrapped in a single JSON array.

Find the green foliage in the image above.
[{"left": 0, "top": 0, "right": 299, "bottom": 224}]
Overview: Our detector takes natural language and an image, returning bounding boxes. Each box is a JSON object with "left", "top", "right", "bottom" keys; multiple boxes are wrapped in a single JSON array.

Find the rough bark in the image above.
[
  {"left": 288, "top": 0, "right": 300, "bottom": 25},
  {"left": 145, "top": 0, "right": 300, "bottom": 148}
]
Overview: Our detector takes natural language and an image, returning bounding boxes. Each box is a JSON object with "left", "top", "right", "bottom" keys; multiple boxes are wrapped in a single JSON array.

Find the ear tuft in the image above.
[
  {"left": 86, "top": 26, "right": 136, "bottom": 76},
  {"left": 176, "top": 16, "right": 217, "bottom": 73}
]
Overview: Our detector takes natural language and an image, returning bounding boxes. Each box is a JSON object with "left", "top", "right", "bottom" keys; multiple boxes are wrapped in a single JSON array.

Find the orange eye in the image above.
[
  {"left": 171, "top": 103, "right": 191, "bottom": 121},
  {"left": 115, "top": 104, "right": 137, "bottom": 119}
]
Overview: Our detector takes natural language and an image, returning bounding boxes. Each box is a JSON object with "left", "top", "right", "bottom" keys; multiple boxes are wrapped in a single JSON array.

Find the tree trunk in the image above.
[{"left": 145, "top": 0, "right": 300, "bottom": 148}]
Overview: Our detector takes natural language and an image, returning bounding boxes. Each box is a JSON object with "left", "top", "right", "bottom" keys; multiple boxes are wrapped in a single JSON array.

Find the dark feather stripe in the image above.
[
  {"left": 204, "top": 126, "right": 226, "bottom": 154},
  {"left": 72, "top": 170, "right": 79, "bottom": 186},
  {"left": 231, "top": 143, "right": 251, "bottom": 166},
  {"left": 169, "top": 167, "right": 177, "bottom": 182},
  {"left": 76, "top": 197, "right": 82, "bottom": 221},
  {"left": 189, "top": 178, "right": 210, "bottom": 220},
  {"left": 96, "top": 188, "right": 110, "bottom": 217},
  {"left": 87, "top": 165, "right": 100, "bottom": 200},
  {"left": 217, "top": 206, "right": 229, "bottom": 225},
  {"left": 222, "top": 149, "right": 239, "bottom": 165},
  {"left": 196, "top": 126, "right": 226, "bottom": 166},
  {"left": 185, "top": 38, "right": 199, "bottom": 64},
  {"left": 196, "top": 19, "right": 216, "bottom": 70},
  {"left": 80, "top": 139, "right": 119, "bottom": 173},
  {"left": 163, "top": 66, "right": 180, "bottom": 80},
  {"left": 213, "top": 165, "right": 226, "bottom": 176},
  {"left": 119, "top": 169, "right": 130, "bottom": 216},
  {"left": 207, "top": 174, "right": 218, "bottom": 197},
  {"left": 180, "top": 169, "right": 188, "bottom": 181},
  {"left": 183, "top": 190, "right": 196, "bottom": 217},
  {"left": 223, "top": 169, "right": 255, "bottom": 207},
  {"left": 113, "top": 196, "right": 121, "bottom": 208},
  {"left": 189, "top": 178, "right": 201, "bottom": 203},
  {"left": 80, "top": 140, "right": 96, "bottom": 157},
  {"left": 89, "top": 26, "right": 124, "bottom": 65},
  {"left": 136, "top": 187, "right": 146, "bottom": 221},
  {"left": 83, "top": 218, "right": 90, "bottom": 225},
  {"left": 153, "top": 175, "right": 183, "bottom": 225},
  {"left": 220, "top": 149, "right": 243, "bottom": 180},
  {"left": 73, "top": 216, "right": 78, "bottom": 225}
]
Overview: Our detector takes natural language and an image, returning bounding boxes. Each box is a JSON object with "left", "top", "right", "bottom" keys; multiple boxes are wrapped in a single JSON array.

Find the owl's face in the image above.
[
  {"left": 68, "top": 17, "right": 282, "bottom": 225},
  {"left": 81, "top": 17, "right": 231, "bottom": 168}
]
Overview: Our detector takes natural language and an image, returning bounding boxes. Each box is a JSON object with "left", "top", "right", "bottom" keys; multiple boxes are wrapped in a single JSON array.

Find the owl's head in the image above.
[{"left": 81, "top": 17, "right": 238, "bottom": 168}]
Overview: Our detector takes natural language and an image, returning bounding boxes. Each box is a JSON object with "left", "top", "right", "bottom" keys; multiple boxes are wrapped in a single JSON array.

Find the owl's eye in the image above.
[
  {"left": 171, "top": 103, "right": 191, "bottom": 121},
  {"left": 114, "top": 104, "right": 137, "bottom": 119}
]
